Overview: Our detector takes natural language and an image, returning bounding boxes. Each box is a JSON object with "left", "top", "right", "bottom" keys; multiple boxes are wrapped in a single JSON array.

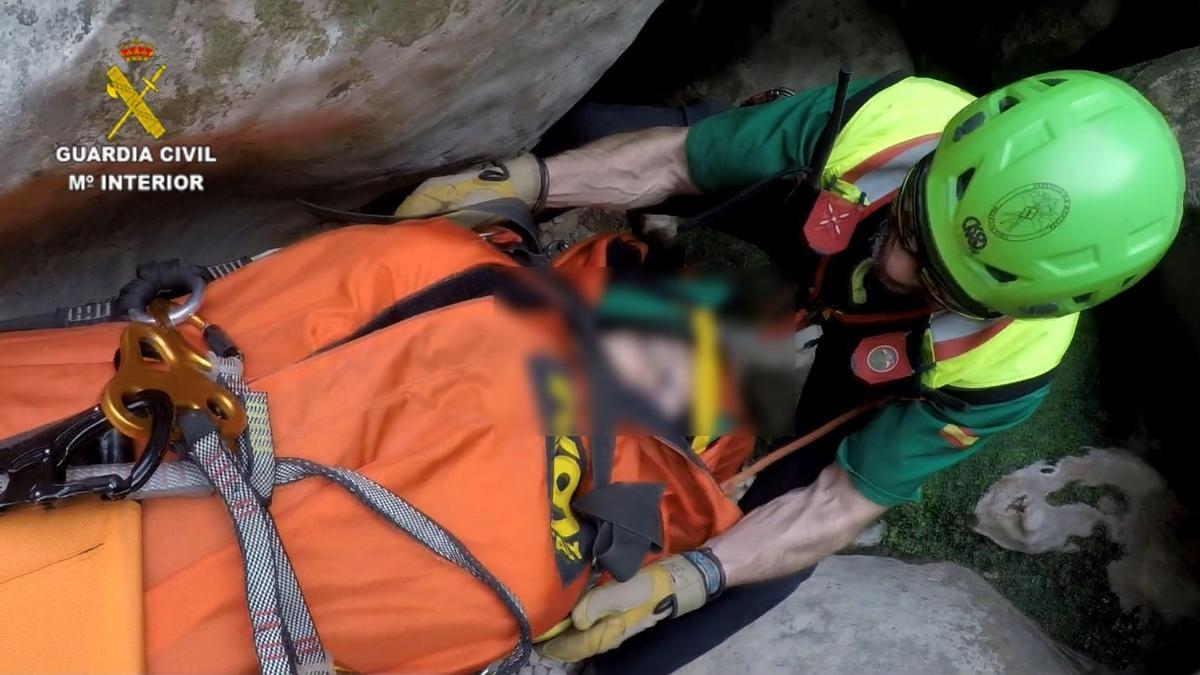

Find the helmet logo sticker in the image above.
[
  {"left": 962, "top": 217, "right": 988, "bottom": 251},
  {"left": 987, "top": 183, "right": 1071, "bottom": 242},
  {"left": 866, "top": 345, "right": 900, "bottom": 373}
]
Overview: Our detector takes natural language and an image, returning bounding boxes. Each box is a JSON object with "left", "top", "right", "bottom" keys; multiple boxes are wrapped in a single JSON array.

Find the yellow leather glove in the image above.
[
  {"left": 393, "top": 153, "right": 547, "bottom": 227},
  {"left": 537, "top": 551, "right": 724, "bottom": 662}
]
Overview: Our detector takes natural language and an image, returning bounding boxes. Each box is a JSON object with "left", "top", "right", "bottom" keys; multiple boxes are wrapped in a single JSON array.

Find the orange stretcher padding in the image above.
[
  {"left": 0, "top": 221, "right": 751, "bottom": 673},
  {"left": 0, "top": 500, "right": 144, "bottom": 673}
]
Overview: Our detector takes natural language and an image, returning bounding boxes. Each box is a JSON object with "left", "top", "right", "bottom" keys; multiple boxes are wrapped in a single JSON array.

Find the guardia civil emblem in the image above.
[{"left": 105, "top": 38, "right": 167, "bottom": 140}]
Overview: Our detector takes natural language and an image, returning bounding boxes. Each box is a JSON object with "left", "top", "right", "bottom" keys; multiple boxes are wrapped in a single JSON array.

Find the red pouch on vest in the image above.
[
  {"left": 803, "top": 190, "right": 865, "bottom": 255},
  {"left": 852, "top": 332, "right": 914, "bottom": 385}
]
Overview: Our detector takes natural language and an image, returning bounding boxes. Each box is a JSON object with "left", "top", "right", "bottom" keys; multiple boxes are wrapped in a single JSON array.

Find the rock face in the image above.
[
  {"left": 679, "top": 555, "right": 1085, "bottom": 675},
  {"left": 1099, "top": 46, "right": 1200, "bottom": 520},
  {"left": 973, "top": 449, "right": 1200, "bottom": 625},
  {"left": 0, "top": 0, "right": 661, "bottom": 317},
  {"left": 591, "top": 0, "right": 911, "bottom": 106},
  {"left": 667, "top": 0, "right": 913, "bottom": 104},
  {"left": 869, "top": 0, "right": 1196, "bottom": 91},
  {"left": 990, "top": 0, "right": 1121, "bottom": 82},
  {"left": 1115, "top": 47, "right": 1200, "bottom": 231}
]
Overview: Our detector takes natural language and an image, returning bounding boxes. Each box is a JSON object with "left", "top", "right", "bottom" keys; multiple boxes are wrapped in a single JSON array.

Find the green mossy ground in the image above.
[
  {"left": 1047, "top": 480, "right": 1130, "bottom": 514},
  {"left": 874, "top": 313, "right": 1145, "bottom": 668}
]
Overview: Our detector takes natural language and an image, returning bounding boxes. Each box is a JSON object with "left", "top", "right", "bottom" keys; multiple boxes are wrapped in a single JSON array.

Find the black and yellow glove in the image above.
[
  {"left": 537, "top": 550, "right": 725, "bottom": 662},
  {"left": 393, "top": 153, "right": 547, "bottom": 227}
]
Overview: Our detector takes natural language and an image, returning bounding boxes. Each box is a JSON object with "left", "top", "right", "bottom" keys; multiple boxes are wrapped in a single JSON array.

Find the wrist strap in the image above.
[
  {"left": 532, "top": 156, "right": 549, "bottom": 213},
  {"left": 682, "top": 548, "right": 726, "bottom": 601}
]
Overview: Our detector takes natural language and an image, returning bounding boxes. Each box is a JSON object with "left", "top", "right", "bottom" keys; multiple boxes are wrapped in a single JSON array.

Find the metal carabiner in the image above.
[
  {"left": 0, "top": 390, "right": 175, "bottom": 511},
  {"left": 103, "top": 300, "right": 246, "bottom": 444},
  {"left": 127, "top": 274, "right": 205, "bottom": 326}
]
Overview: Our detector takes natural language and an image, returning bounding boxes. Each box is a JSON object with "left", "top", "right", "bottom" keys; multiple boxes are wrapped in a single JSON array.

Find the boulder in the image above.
[
  {"left": 0, "top": 0, "right": 661, "bottom": 318},
  {"left": 590, "top": 0, "right": 911, "bottom": 106},
  {"left": 667, "top": 0, "right": 913, "bottom": 104},
  {"left": 973, "top": 449, "right": 1200, "bottom": 625},
  {"left": 1098, "top": 45, "right": 1200, "bottom": 513},
  {"left": 678, "top": 555, "right": 1086, "bottom": 675},
  {"left": 867, "top": 0, "right": 1200, "bottom": 91},
  {"left": 1114, "top": 46, "right": 1200, "bottom": 232},
  {"left": 989, "top": 0, "right": 1121, "bottom": 82}
]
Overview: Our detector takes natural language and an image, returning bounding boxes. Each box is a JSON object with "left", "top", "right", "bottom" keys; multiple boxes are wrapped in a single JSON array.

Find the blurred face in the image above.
[
  {"left": 600, "top": 329, "right": 693, "bottom": 422},
  {"left": 873, "top": 220, "right": 925, "bottom": 296}
]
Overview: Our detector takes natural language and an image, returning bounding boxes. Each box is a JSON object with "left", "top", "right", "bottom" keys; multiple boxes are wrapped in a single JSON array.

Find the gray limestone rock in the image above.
[
  {"left": 1114, "top": 46, "right": 1200, "bottom": 231},
  {"left": 973, "top": 449, "right": 1200, "bottom": 625},
  {"left": 670, "top": 0, "right": 913, "bottom": 104},
  {"left": 679, "top": 555, "right": 1087, "bottom": 675},
  {"left": 0, "top": 0, "right": 661, "bottom": 317}
]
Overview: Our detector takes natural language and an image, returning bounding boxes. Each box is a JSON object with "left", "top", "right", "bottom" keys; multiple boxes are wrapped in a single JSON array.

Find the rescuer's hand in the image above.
[
  {"left": 537, "top": 550, "right": 724, "bottom": 662},
  {"left": 393, "top": 152, "right": 547, "bottom": 227}
]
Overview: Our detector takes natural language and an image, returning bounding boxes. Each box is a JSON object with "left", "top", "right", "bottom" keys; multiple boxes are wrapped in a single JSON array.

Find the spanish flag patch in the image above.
[{"left": 940, "top": 423, "right": 978, "bottom": 449}]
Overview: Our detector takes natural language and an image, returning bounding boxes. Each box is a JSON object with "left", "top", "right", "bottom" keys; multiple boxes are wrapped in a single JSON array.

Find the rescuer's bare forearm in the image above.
[
  {"left": 707, "top": 463, "right": 887, "bottom": 587},
  {"left": 543, "top": 127, "right": 699, "bottom": 210}
]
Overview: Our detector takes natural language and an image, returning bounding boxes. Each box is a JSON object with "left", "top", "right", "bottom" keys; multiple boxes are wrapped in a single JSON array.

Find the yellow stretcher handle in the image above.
[{"left": 534, "top": 617, "right": 574, "bottom": 643}]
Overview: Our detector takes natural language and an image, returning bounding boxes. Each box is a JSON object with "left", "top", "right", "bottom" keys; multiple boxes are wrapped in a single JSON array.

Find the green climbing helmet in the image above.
[{"left": 894, "top": 69, "right": 1185, "bottom": 319}]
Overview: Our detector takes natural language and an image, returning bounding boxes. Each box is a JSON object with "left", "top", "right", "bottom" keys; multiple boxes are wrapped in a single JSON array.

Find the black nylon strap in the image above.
[
  {"left": 681, "top": 69, "right": 910, "bottom": 236},
  {"left": 843, "top": 70, "right": 907, "bottom": 120},
  {"left": 114, "top": 260, "right": 207, "bottom": 319},
  {"left": 573, "top": 482, "right": 666, "bottom": 583},
  {"left": 297, "top": 197, "right": 544, "bottom": 257},
  {"left": 679, "top": 167, "right": 809, "bottom": 232},
  {"left": 937, "top": 367, "right": 1057, "bottom": 407},
  {"left": 805, "top": 69, "right": 853, "bottom": 192},
  {"left": 314, "top": 266, "right": 503, "bottom": 355},
  {"left": 0, "top": 255, "right": 251, "bottom": 333}
]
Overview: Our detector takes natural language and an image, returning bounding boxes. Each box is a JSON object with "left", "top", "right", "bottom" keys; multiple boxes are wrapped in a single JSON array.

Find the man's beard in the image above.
[{"left": 871, "top": 219, "right": 917, "bottom": 296}]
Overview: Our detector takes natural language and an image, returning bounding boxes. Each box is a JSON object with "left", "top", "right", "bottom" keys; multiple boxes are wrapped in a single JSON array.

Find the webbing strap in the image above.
[
  {"left": 67, "top": 459, "right": 212, "bottom": 498},
  {"left": 274, "top": 459, "right": 533, "bottom": 673},
  {"left": 297, "top": 197, "right": 545, "bottom": 258},
  {"left": 0, "top": 256, "right": 251, "bottom": 333},
  {"left": 210, "top": 354, "right": 276, "bottom": 500},
  {"left": 96, "top": 452, "right": 534, "bottom": 673},
  {"left": 87, "top": 353, "right": 532, "bottom": 674},
  {"left": 179, "top": 414, "right": 332, "bottom": 675}
]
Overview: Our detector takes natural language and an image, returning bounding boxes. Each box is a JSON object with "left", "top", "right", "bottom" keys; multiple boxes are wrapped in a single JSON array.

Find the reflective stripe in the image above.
[
  {"left": 824, "top": 76, "right": 974, "bottom": 183},
  {"left": 929, "top": 311, "right": 998, "bottom": 342},
  {"left": 940, "top": 423, "right": 978, "bottom": 448},
  {"left": 928, "top": 312, "right": 1014, "bottom": 361},
  {"left": 922, "top": 313, "right": 1079, "bottom": 390},
  {"left": 847, "top": 135, "right": 940, "bottom": 203},
  {"left": 811, "top": 76, "right": 1074, "bottom": 394}
]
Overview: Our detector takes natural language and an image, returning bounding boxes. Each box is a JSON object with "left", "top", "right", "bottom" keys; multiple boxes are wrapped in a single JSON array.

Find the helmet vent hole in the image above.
[
  {"left": 953, "top": 112, "right": 986, "bottom": 142},
  {"left": 1025, "top": 303, "right": 1059, "bottom": 316},
  {"left": 1073, "top": 292, "right": 1094, "bottom": 304},
  {"left": 998, "top": 96, "right": 1020, "bottom": 113},
  {"left": 956, "top": 169, "right": 976, "bottom": 200},
  {"left": 1040, "top": 77, "right": 1067, "bottom": 87},
  {"left": 1121, "top": 275, "right": 1137, "bottom": 288},
  {"left": 985, "top": 265, "right": 1018, "bottom": 283}
]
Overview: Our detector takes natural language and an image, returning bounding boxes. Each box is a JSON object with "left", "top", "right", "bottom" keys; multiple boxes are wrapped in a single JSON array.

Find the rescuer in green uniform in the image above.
[{"left": 397, "top": 69, "right": 1185, "bottom": 673}]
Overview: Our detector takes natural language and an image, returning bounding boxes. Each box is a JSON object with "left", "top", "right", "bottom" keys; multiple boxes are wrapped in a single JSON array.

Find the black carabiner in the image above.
[{"left": 0, "top": 390, "right": 175, "bottom": 511}]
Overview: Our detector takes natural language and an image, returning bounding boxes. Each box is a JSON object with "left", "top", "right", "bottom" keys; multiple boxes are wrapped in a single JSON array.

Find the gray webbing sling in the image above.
[{"left": 77, "top": 352, "right": 532, "bottom": 675}]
